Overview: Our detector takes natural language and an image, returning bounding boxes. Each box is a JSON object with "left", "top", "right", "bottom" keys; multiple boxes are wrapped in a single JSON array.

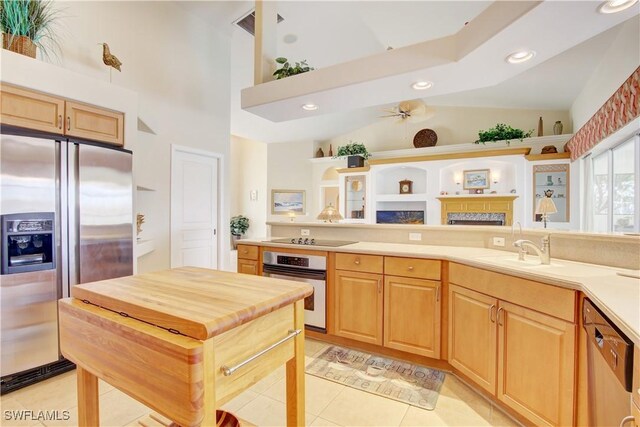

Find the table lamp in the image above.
[
  {"left": 536, "top": 192, "right": 558, "bottom": 228},
  {"left": 317, "top": 203, "right": 343, "bottom": 223}
]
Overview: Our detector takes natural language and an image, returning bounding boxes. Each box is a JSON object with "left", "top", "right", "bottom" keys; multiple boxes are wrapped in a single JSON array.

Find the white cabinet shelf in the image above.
[
  {"left": 376, "top": 193, "right": 428, "bottom": 202},
  {"left": 136, "top": 239, "right": 155, "bottom": 258}
]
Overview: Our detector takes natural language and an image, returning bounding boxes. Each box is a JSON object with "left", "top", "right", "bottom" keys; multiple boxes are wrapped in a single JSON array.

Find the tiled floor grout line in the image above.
[{"left": 397, "top": 403, "right": 411, "bottom": 427}]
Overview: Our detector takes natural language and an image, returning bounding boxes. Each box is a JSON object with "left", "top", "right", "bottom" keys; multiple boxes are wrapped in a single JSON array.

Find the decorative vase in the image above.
[
  {"left": 347, "top": 155, "right": 364, "bottom": 168},
  {"left": 553, "top": 121, "right": 563, "bottom": 135},
  {"left": 328, "top": 144, "right": 333, "bottom": 157},
  {"left": 537, "top": 116, "right": 543, "bottom": 137},
  {"left": 2, "top": 33, "right": 36, "bottom": 58},
  {"left": 315, "top": 147, "right": 324, "bottom": 158}
]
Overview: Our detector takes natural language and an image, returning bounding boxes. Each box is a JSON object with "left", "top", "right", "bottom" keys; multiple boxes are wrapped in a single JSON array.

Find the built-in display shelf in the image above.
[{"left": 136, "top": 239, "right": 155, "bottom": 258}]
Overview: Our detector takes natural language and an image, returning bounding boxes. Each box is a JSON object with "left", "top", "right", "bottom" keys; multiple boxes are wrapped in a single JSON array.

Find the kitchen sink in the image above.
[
  {"left": 478, "top": 255, "right": 564, "bottom": 269},
  {"left": 475, "top": 255, "right": 610, "bottom": 278}
]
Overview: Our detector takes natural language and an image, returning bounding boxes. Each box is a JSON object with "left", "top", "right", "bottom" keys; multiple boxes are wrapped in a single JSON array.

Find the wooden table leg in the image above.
[
  {"left": 77, "top": 366, "right": 100, "bottom": 427},
  {"left": 286, "top": 300, "right": 305, "bottom": 426}
]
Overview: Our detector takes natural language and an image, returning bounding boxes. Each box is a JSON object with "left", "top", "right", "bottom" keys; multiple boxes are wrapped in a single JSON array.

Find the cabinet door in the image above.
[
  {"left": 0, "top": 84, "right": 64, "bottom": 133},
  {"left": 334, "top": 270, "right": 383, "bottom": 345},
  {"left": 237, "top": 259, "right": 258, "bottom": 276},
  {"left": 66, "top": 101, "right": 124, "bottom": 146},
  {"left": 384, "top": 276, "right": 441, "bottom": 358},
  {"left": 448, "top": 284, "right": 498, "bottom": 394},
  {"left": 497, "top": 301, "right": 575, "bottom": 426}
]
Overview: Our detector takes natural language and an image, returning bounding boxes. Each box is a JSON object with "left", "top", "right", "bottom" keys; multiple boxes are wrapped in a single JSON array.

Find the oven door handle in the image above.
[{"left": 262, "top": 264, "right": 326, "bottom": 281}]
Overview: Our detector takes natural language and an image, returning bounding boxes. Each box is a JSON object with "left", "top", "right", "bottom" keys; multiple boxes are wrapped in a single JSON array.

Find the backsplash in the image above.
[{"left": 268, "top": 222, "right": 640, "bottom": 270}]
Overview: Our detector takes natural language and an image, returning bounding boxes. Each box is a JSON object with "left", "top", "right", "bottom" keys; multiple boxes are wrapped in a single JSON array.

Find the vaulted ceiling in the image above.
[{"left": 178, "top": 1, "right": 640, "bottom": 143}]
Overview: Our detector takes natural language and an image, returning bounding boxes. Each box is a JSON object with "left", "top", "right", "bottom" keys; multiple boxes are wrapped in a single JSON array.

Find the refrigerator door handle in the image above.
[
  {"left": 67, "top": 143, "right": 80, "bottom": 289},
  {"left": 57, "top": 141, "right": 67, "bottom": 299}
]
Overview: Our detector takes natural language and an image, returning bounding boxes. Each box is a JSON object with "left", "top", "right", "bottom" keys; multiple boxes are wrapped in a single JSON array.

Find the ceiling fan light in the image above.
[
  {"left": 302, "top": 103, "right": 318, "bottom": 111},
  {"left": 506, "top": 50, "right": 535, "bottom": 64},
  {"left": 412, "top": 81, "right": 433, "bottom": 91},
  {"left": 598, "top": 0, "right": 638, "bottom": 13}
]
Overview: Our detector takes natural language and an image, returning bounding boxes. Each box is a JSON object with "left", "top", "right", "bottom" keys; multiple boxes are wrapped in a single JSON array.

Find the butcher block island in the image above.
[{"left": 58, "top": 267, "right": 313, "bottom": 427}]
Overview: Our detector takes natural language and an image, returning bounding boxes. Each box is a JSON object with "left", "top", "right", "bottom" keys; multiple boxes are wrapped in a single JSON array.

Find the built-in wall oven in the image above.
[{"left": 262, "top": 251, "right": 326, "bottom": 332}]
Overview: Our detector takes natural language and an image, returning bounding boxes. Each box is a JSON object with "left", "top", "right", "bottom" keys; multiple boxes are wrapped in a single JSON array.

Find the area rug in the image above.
[{"left": 306, "top": 345, "right": 446, "bottom": 410}]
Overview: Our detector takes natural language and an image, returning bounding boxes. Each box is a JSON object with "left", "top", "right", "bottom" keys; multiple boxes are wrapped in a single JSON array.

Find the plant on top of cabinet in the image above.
[
  {"left": 0, "top": 0, "right": 61, "bottom": 59},
  {"left": 474, "top": 123, "right": 533, "bottom": 145},
  {"left": 273, "top": 57, "right": 315, "bottom": 79},
  {"left": 334, "top": 141, "right": 371, "bottom": 168},
  {"left": 230, "top": 215, "right": 249, "bottom": 249}
]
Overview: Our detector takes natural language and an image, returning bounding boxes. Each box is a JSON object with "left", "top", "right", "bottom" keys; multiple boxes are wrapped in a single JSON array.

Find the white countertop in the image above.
[{"left": 244, "top": 238, "right": 640, "bottom": 345}]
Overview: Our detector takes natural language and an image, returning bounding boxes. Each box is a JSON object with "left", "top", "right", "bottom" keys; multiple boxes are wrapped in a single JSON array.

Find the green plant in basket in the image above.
[
  {"left": 474, "top": 123, "right": 533, "bottom": 145},
  {"left": 0, "top": 0, "right": 61, "bottom": 58},
  {"left": 230, "top": 215, "right": 249, "bottom": 236}
]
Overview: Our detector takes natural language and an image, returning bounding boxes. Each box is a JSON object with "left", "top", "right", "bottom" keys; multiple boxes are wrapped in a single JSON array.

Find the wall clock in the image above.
[{"left": 399, "top": 179, "right": 413, "bottom": 194}]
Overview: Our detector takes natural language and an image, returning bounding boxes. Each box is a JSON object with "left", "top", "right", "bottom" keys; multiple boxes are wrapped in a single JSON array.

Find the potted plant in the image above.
[
  {"left": 1, "top": 0, "right": 60, "bottom": 59},
  {"left": 333, "top": 141, "right": 371, "bottom": 168},
  {"left": 474, "top": 123, "right": 533, "bottom": 145},
  {"left": 273, "top": 57, "right": 315, "bottom": 80},
  {"left": 230, "top": 215, "right": 249, "bottom": 249}
]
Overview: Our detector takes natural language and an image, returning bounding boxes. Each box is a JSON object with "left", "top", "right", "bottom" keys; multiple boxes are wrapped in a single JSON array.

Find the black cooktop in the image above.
[{"left": 264, "top": 238, "right": 357, "bottom": 247}]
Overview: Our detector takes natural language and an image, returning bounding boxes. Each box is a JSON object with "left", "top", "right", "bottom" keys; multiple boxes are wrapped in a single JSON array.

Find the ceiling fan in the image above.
[{"left": 380, "top": 100, "right": 433, "bottom": 124}]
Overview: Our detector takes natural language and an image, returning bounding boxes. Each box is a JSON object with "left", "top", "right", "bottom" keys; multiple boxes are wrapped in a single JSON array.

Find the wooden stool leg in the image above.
[
  {"left": 286, "top": 300, "right": 305, "bottom": 426},
  {"left": 77, "top": 366, "right": 100, "bottom": 426}
]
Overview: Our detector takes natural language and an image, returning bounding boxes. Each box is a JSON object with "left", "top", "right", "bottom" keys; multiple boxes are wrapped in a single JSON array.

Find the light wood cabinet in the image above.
[
  {"left": 334, "top": 270, "right": 383, "bottom": 345},
  {"left": 497, "top": 301, "right": 576, "bottom": 426},
  {"left": 448, "top": 284, "right": 498, "bottom": 394},
  {"left": 384, "top": 276, "right": 440, "bottom": 358},
  {"left": 449, "top": 265, "right": 577, "bottom": 426},
  {"left": 237, "top": 259, "right": 258, "bottom": 276},
  {"left": 65, "top": 101, "right": 124, "bottom": 147},
  {"left": 237, "top": 244, "right": 259, "bottom": 260},
  {"left": 335, "top": 252, "right": 383, "bottom": 274},
  {"left": 0, "top": 83, "right": 65, "bottom": 133},
  {"left": 0, "top": 84, "right": 124, "bottom": 146},
  {"left": 384, "top": 257, "right": 440, "bottom": 280}
]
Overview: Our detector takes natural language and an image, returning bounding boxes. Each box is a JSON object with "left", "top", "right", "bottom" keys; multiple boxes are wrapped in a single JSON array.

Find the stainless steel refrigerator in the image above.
[{"left": 0, "top": 131, "right": 133, "bottom": 393}]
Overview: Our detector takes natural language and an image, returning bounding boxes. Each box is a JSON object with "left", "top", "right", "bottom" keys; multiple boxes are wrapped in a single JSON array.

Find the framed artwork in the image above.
[
  {"left": 463, "top": 169, "right": 490, "bottom": 190},
  {"left": 271, "top": 189, "right": 306, "bottom": 215}
]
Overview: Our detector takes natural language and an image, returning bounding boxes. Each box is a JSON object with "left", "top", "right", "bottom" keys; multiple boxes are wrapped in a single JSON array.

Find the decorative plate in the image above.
[{"left": 413, "top": 129, "right": 438, "bottom": 148}]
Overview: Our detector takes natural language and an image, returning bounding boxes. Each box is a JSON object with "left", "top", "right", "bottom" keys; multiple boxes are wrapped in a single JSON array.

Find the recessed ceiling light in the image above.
[
  {"left": 302, "top": 104, "right": 318, "bottom": 111},
  {"left": 598, "top": 0, "right": 638, "bottom": 13},
  {"left": 506, "top": 50, "right": 536, "bottom": 64},
  {"left": 412, "top": 81, "right": 433, "bottom": 90}
]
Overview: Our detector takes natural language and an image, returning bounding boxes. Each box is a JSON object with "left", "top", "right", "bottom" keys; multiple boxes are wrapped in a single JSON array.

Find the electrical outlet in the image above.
[
  {"left": 301, "top": 229, "right": 310, "bottom": 236},
  {"left": 409, "top": 232, "right": 422, "bottom": 241},
  {"left": 493, "top": 237, "right": 506, "bottom": 247}
]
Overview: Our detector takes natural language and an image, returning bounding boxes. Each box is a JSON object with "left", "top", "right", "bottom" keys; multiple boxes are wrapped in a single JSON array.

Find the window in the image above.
[{"left": 590, "top": 136, "right": 639, "bottom": 233}]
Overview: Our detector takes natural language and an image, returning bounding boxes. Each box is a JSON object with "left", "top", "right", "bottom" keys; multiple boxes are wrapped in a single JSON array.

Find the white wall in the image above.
[
  {"left": 230, "top": 135, "right": 268, "bottom": 239},
  {"left": 319, "top": 105, "right": 571, "bottom": 153},
  {"left": 267, "top": 140, "right": 315, "bottom": 223},
  {"left": 29, "top": 1, "right": 233, "bottom": 272},
  {"left": 571, "top": 17, "right": 640, "bottom": 130}
]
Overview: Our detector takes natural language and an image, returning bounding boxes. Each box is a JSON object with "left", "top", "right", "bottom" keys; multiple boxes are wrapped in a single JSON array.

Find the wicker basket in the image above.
[{"left": 2, "top": 33, "right": 36, "bottom": 58}]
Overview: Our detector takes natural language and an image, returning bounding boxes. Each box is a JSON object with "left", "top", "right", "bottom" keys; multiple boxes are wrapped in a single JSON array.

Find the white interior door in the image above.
[{"left": 171, "top": 146, "right": 219, "bottom": 269}]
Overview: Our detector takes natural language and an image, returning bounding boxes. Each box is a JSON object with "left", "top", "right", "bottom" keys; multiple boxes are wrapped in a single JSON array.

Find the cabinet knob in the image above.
[
  {"left": 407, "top": 266, "right": 414, "bottom": 271},
  {"left": 58, "top": 115, "right": 62, "bottom": 129},
  {"left": 66, "top": 116, "right": 71, "bottom": 131},
  {"left": 354, "top": 258, "right": 360, "bottom": 265}
]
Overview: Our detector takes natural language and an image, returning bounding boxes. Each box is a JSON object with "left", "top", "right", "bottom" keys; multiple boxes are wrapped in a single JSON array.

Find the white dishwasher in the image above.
[{"left": 583, "top": 298, "right": 635, "bottom": 426}]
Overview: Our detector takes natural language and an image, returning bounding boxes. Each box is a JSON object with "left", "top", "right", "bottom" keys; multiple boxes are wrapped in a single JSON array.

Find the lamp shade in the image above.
[
  {"left": 535, "top": 197, "right": 558, "bottom": 215},
  {"left": 317, "top": 203, "right": 343, "bottom": 222}
]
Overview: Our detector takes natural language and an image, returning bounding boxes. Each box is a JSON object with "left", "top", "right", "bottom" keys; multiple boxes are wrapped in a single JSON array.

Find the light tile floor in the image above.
[{"left": 0, "top": 339, "right": 520, "bottom": 427}]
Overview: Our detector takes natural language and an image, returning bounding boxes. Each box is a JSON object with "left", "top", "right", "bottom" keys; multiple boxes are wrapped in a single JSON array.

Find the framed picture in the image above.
[
  {"left": 271, "top": 189, "right": 306, "bottom": 215},
  {"left": 463, "top": 169, "right": 490, "bottom": 190}
]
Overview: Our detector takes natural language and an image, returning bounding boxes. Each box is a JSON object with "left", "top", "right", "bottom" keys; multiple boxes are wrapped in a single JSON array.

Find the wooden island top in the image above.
[
  {"left": 60, "top": 267, "right": 313, "bottom": 426},
  {"left": 71, "top": 266, "right": 313, "bottom": 340}
]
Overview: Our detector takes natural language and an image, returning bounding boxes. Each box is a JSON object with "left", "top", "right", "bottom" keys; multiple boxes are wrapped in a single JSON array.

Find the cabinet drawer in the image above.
[
  {"left": 449, "top": 263, "right": 575, "bottom": 322},
  {"left": 384, "top": 257, "right": 441, "bottom": 280},
  {"left": 214, "top": 305, "right": 294, "bottom": 406},
  {"left": 237, "top": 244, "right": 258, "bottom": 260},
  {"left": 1, "top": 83, "right": 65, "bottom": 133},
  {"left": 237, "top": 259, "right": 258, "bottom": 276},
  {"left": 336, "top": 253, "right": 383, "bottom": 274}
]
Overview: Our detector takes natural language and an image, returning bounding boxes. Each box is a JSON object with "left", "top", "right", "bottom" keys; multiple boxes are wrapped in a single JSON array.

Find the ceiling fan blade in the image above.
[
  {"left": 378, "top": 114, "right": 400, "bottom": 118},
  {"left": 399, "top": 99, "right": 425, "bottom": 114}
]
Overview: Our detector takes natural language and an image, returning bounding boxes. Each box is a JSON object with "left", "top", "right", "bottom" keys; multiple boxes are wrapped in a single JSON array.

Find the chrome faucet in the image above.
[
  {"left": 513, "top": 235, "right": 551, "bottom": 265},
  {"left": 511, "top": 221, "right": 526, "bottom": 260}
]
